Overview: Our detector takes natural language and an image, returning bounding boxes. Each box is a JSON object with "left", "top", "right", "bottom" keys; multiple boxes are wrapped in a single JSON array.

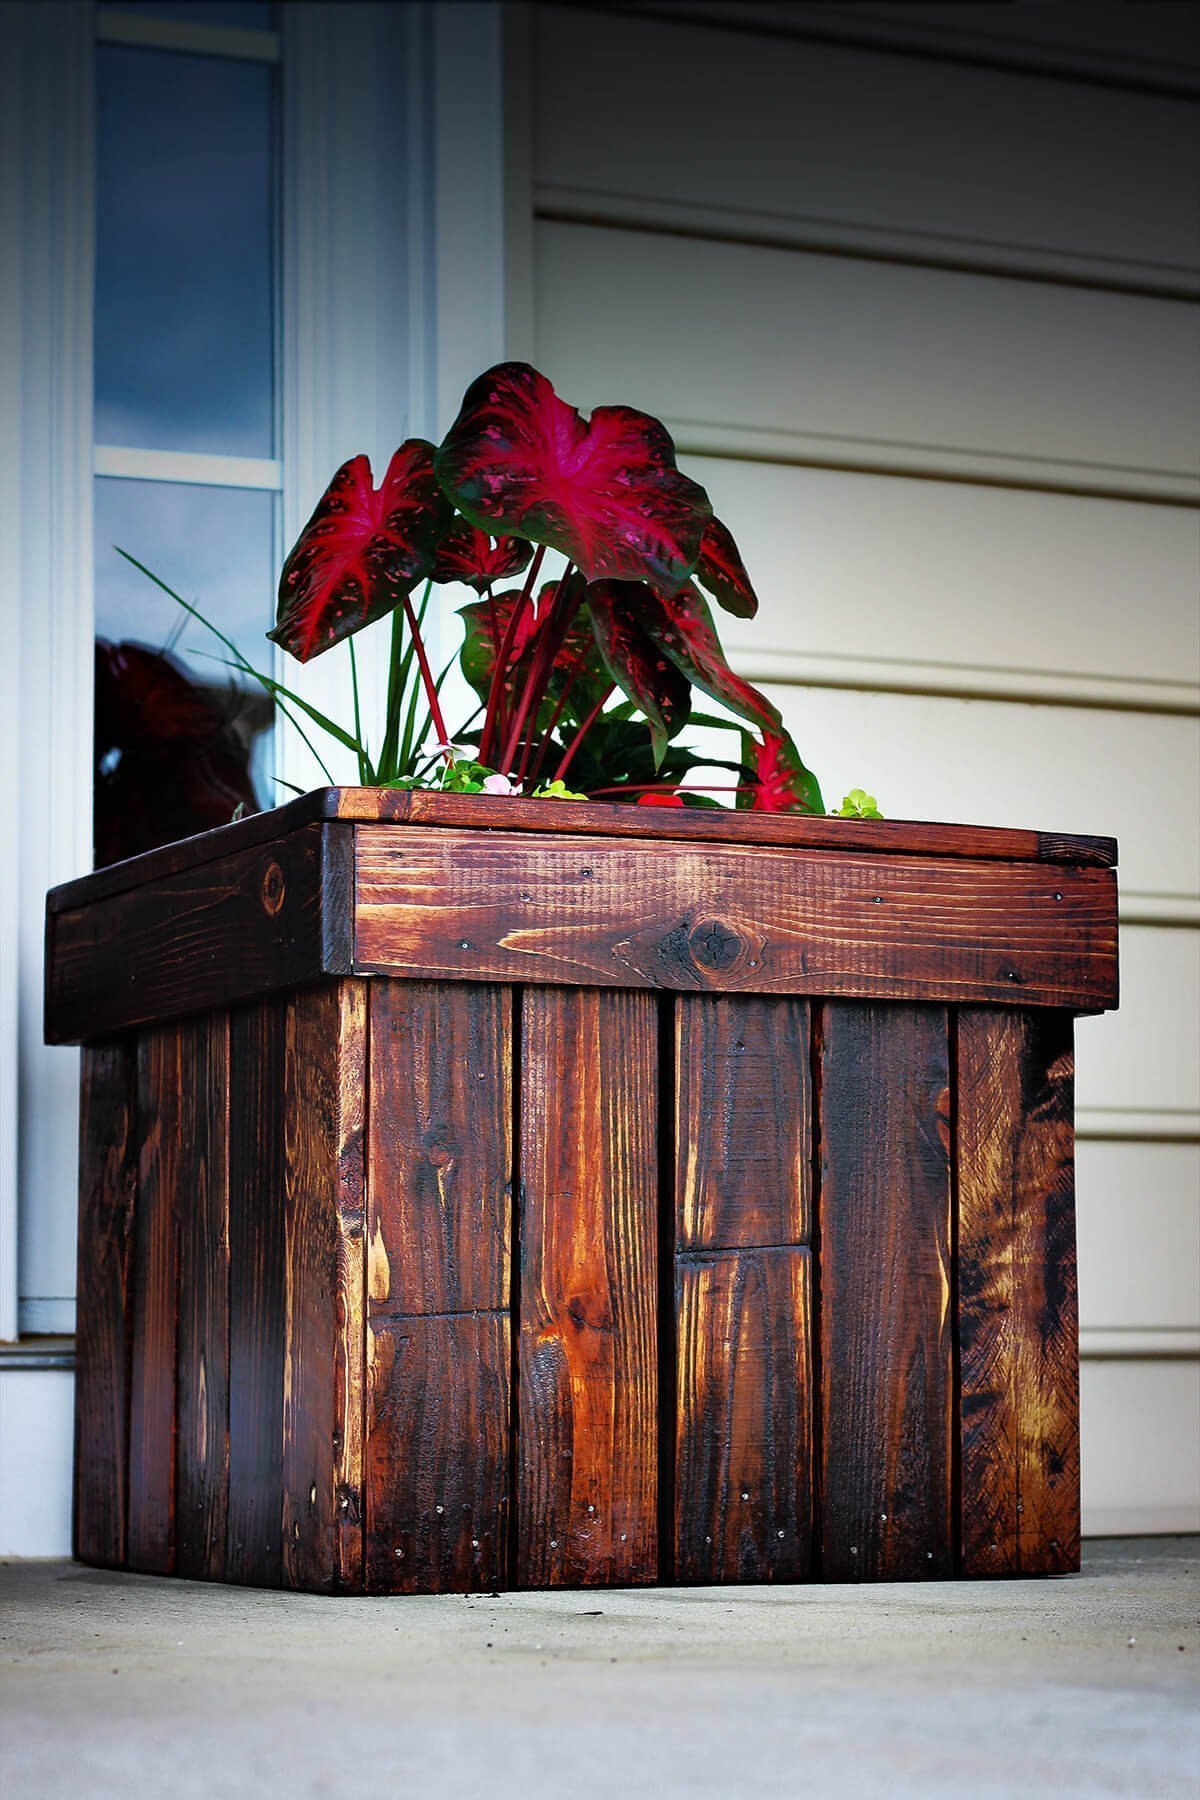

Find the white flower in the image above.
[{"left": 482, "top": 772, "right": 519, "bottom": 796}]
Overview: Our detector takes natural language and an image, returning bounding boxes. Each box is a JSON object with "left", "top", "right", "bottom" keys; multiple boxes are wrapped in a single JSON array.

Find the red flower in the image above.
[{"left": 636, "top": 790, "right": 685, "bottom": 807}]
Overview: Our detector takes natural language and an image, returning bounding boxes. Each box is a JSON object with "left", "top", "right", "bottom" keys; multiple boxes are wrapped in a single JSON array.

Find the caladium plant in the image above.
[{"left": 120, "top": 362, "right": 876, "bottom": 816}]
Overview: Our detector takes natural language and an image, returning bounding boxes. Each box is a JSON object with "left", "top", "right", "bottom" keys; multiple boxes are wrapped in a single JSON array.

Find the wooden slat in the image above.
[
  {"left": 366, "top": 981, "right": 511, "bottom": 1315},
  {"left": 518, "top": 987, "right": 659, "bottom": 1587},
  {"left": 175, "top": 1013, "right": 231, "bottom": 1582},
  {"left": 819, "top": 1003, "right": 954, "bottom": 1581},
  {"left": 957, "top": 1009, "right": 1080, "bottom": 1575},
  {"left": 363, "top": 980, "right": 513, "bottom": 1592},
  {"left": 73, "top": 1042, "right": 137, "bottom": 1568},
  {"left": 676, "top": 994, "right": 811, "bottom": 1249},
  {"left": 364, "top": 1314, "right": 510, "bottom": 1593},
  {"left": 45, "top": 822, "right": 342, "bottom": 1044},
  {"left": 127, "top": 1026, "right": 182, "bottom": 1575},
  {"left": 226, "top": 997, "right": 287, "bottom": 1587},
  {"left": 281, "top": 981, "right": 367, "bottom": 1593},
  {"left": 355, "top": 828, "right": 1118, "bottom": 1011},
  {"left": 44, "top": 785, "right": 1116, "bottom": 916},
  {"left": 675, "top": 1248, "right": 813, "bottom": 1583}
]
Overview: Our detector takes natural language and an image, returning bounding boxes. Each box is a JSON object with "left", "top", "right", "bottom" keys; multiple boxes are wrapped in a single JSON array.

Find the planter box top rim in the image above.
[{"left": 50, "top": 786, "right": 1117, "bottom": 915}]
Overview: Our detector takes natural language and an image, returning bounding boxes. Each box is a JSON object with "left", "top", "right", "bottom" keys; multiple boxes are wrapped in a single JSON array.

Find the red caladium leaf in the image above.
[
  {"left": 633, "top": 582, "right": 781, "bottom": 734},
  {"left": 435, "top": 362, "right": 712, "bottom": 595},
  {"left": 271, "top": 439, "right": 452, "bottom": 662},
  {"left": 431, "top": 517, "right": 532, "bottom": 592},
  {"left": 693, "top": 517, "right": 758, "bottom": 619},
  {"left": 741, "top": 727, "right": 825, "bottom": 815},
  {"left": 460, "top": 577, "right": 605, "bottom": 728},
  {"left": 588, "top": 580, "right": 692, "bottom": 766}
]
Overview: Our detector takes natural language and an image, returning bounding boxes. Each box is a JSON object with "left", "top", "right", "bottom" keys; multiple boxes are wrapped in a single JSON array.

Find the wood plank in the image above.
[
  {"left": 44, "top": 786, "right": 1115, "bottom": 916},
  {"left": 675, "top": 994, "right": 811, "bottom": 1249},
  {"left": 819, "top": 1003, "right": 954, "bottom": 1581},
  {"left": 175, "top": 1013, "right": 231, "bottom": 1582},
  {"left": 281, "top": 981, "right": 367, "bottom": 1593},
  {"left": 45, "top": 822, "right": 340, "bottom": 1044},
  {"left": 957, "top": 1009, "right": 1080, "bottom": 1575},
  {"left": 73, "top": 1042, "right": 137, "bottom": 1568},
  {"left": 226, "top": 997, "right": 287, "bottom": 1587},
  {"left": 675, "top": 1248, "right": 813, "bottom": 1583},
  {"left": 355, "top": 829, "right": 1118, "bottom": 1011},
  {"left": 127, "top": 1025, "right": 182, "bottom": 1575},
  {"left": 366, "top": 981, "right": 511, "bottom": 1316},
  {"left": 518, "top": 987, "right": 659, "bottom": 1587},
  {"left": 364, "top": 1314, "right": 510, "bottom": 1594}
]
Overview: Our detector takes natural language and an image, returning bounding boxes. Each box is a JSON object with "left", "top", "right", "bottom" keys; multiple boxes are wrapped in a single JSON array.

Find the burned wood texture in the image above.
[
  {"left": 45, "top": 822, "right": 346, "bottom": 1044},
  {"left": 281, "top": 981, "right": 367, "bottom": 1593},
  {"left": 957, "top": 1010, "right": 1080, "bottom": 1575},
  {"left": 819, "top": 1003, "right": 955, "bottom": 1581},
  {"left": 517, "top": 987, "right": 659, "bottom": 1587},
  {"left": 226, "top": 998, "right": 288, "bottom": 1586},
  {"left": 74, "top": 1042, "right": 137, "bottom": 1568},
  {"left": 675, "top": 1248, "right": 813, "bottom": 1583},
  {"left": 353, "top": 829, "right": 1117, "bottom": 1010}
]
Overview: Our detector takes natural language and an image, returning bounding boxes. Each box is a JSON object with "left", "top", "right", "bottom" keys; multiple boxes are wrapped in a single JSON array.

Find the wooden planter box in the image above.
[{"left": 45, "top": 789, "right": 1118, "bottom": 1593}]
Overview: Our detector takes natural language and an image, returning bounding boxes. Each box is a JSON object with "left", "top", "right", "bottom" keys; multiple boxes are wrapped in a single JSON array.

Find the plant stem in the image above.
[
  {"left": 498, "top": 562, "right": 578, "bottom": 778},
  {"left": 348, "top": 637, "right": 370, "bottom": 783},
  {"left": 553, "top": 683, "right": 614, "bottom": 784},
  {"left": 480, "top": 544, "right": 544, "bottom": 767},
  {"left": 401, "top": 588, "right": 451, "bottom": 756}
]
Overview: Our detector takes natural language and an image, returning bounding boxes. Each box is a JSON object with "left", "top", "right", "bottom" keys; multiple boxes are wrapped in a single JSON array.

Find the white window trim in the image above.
[{"left": 1, "top": 0, "right": 512, "bottom": 1343}]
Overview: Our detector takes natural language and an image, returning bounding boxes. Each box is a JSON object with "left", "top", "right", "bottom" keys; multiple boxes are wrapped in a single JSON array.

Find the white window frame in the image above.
[{"left": 1, "top": 0, "right": 512, "bottom": 1343}]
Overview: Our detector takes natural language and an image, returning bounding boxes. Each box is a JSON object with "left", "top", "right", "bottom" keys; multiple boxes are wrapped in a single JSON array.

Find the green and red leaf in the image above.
[
  {"left": 271, "top": 440, "right": 452, "bottom": 662},
  {"left": 589, "top": 580, "right": 692, "bottom": 766},
  {"left": 741, "top": 727, "right": 825, "bottom": 814},
  {"left": 431, "top": 517, "right": 532, "bottom": 591},
  {"left": 435, "top": 362, "right": 712, "bottom": 595},
  {"left": 641, "top": 583, "right": 780, "bottom": 733},
  {"left": 693, "top": 517, "right": 758, "bottom": 619}
]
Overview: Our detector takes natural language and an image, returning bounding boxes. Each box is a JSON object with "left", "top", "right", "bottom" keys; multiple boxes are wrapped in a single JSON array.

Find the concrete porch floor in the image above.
[{"left": 1, "top": 1538, "right": 1196, "bottom": 1799}]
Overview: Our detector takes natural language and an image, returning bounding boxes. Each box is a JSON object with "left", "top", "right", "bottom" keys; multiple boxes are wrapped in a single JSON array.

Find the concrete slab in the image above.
[{"left": 1, "top": 1538, "right": 1197, "bottom": 1798}]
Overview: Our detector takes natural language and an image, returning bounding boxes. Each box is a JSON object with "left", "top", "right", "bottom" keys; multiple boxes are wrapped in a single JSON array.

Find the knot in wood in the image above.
[
  {"left": 687, "top": 916, "right": 747, "bottom": 975},
  {"left": 260, "top": 860, "right": 286, "bottom": 916}
]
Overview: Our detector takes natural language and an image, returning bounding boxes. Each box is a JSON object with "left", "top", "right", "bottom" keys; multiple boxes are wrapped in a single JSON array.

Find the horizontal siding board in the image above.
[
  {"left": 1076, "top": 1141, "right": 1200, "bottom": 1333},
  {"left": 535, "top": 9, "right": 1200, "bottom": 285},
  {"left": 535, "top": 223, "right": 1200, "bottom": 490},
  {"left": 1075, "top": 927, "right": 1198, "bottom": 1117}
]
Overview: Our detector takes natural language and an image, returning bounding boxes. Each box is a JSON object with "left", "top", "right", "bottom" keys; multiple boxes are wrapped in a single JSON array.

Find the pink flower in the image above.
[{"left": 482, "top": 772, "right": 519, "bottom": 796}]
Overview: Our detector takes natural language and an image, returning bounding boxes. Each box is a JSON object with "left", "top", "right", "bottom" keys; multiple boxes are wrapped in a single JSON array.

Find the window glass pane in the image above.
[
  {"left": 95, "top": 45, "right": 276, "bottom": 457},
  {"left": 93, "top": 477, "right": 277, "bottom": 865},
  {"left": 106, "top": 3, "right": 278, "bottom": 25}
]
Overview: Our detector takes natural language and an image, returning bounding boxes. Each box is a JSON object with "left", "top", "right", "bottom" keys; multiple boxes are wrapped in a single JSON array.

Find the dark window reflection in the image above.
[
  {"left": 110, "top": 4, "right": 278, "bottom": 25},
  {"left": 93, "top": 478, "right": 276, "bottom": 865},
  {"left": 95, "top": 45, "right": 276, "bottom": 456}
]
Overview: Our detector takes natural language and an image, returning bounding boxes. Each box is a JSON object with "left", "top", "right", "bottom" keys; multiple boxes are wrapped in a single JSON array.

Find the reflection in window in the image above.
[
  {"left": 93, "top": 480, "right": 276, "bottom": 865},
  {"left": 95, "top": 45, "right": 276, "bottom": 457},
  {"left": 109, "top": 3, "right": 278, "bottom": 25}
]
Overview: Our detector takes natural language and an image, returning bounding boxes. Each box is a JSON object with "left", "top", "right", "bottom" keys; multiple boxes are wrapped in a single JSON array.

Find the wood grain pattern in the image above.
[
  {"left": 45, "top": 824, "right": 331, "bottom": 1044},
  {"left": 281, "top": 981, "right": 367, "bottom": 1593},
  {"left": 675, "top": 994, "right": 811, "bottom": 1249},
  {"left": 675, "top": 1248, "right": 813, "bottom": 1583},
  {"left": 74, "top": 1042, "right": 137, "bottom": 1568},
  {"left": 127, "top": 1025, "right": 182, "bottom": 1575},
  {"left": 957, "top": 1009, "right": 1080, "bottom": 1575},
  {"left": 365, "top": 1313, "right": 510, "bottom": 1593},
  {"left": 44, "top": 787, "right": 1117, "bottom": 917},
  {"left": 354, "top": 829, "right": 1118, "bottom": 1011},
  {"left": 226, "top": 997, "right": 287, "bottom": 1586},
  {"left": 518, "top": 987, "right": 659, "bottom": 1587},
  {"left": 366, "top": 981, "right": 511, "bottom": 1316},
  {"left": 819, "top": 1003, "right": 954, "bottom": 1581},
  {"left": 175, "top": 1013, "right": 231, "bottom": 1582}
]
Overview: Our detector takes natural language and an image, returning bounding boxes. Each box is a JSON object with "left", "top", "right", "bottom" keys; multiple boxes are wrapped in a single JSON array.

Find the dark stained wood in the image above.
[
  {"left": 175, "top": 1013, "right": 231, "bottom": 1582},
  {"left": 281, "top": 981, "right": 367, "bottom": 1593},
  {"left": 44, "top": 787, "right": 1117, "bottom": 917},
  {"left": 365, "top": 1313, "right": 510, "bottom": 1593},
  {"left": 354, "top": 830, "right": 1118, "bottom": 1011},
  {"left": 127, "top": 1025, "right": 182, "bottom": 1575},
  {"left": 74, "top": 1042, "right": 137, "bottom": 1568},
  {"left": 366, "top": 981, "right": 511, "bottom": 1316},
  {"left": 675, "top": 1248, "right": 813, "bottom": 1583},
  {"left": 819, "top": 1003, "right": 954, "bottom": 1581},
  {"left": 675, "top": 994, "right": 811, "bottom": 1249},
  {"left": 46, "top": 824, "right": 331, "bottom": 1044},
  {"left": 226, "top": 997, "right": 287, "bottom": 1586},
  {"left": 957, "top": 1009, "right": 1080, "bottom": 1576},
  {"left": 518, "top": 987, "right": 659, "bottom": 1587}
]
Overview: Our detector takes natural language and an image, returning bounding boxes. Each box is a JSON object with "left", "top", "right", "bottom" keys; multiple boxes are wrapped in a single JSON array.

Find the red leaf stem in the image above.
[{"left": 480, "top": 543, "right": 544, "bottom": 766}]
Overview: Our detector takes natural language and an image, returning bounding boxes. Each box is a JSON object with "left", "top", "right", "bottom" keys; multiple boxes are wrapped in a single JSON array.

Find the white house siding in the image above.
[{"left": 521, "top": 0, "right": 1200, "bottom": 1534}]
